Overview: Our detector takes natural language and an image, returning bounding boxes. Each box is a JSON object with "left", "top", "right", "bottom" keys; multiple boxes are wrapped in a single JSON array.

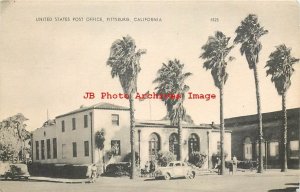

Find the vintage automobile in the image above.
[
  {"left": 154, "top": 161, "right": 195, "bottom": 180},
  {"left": 3, "top": 164, "right": 30, "bottom": 180}
]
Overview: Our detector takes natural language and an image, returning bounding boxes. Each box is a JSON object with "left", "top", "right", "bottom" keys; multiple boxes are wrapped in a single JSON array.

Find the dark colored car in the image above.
[{"left": 4, "top": 164, "right": 30, "bottom": 180}]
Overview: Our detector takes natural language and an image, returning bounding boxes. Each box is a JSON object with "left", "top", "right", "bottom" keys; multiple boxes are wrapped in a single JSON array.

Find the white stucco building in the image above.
[{"left": 32, "top": 102, "right": 231, "bottom": 169}]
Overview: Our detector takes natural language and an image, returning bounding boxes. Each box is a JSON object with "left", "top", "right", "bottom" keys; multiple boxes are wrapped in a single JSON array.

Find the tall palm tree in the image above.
[
  {"left": 107, "top": 35, "right": 146, "bottom": 179},
  {"left": 265, "top": 44, "right": 299, "bottom": 172},
  {"left": 200, "top": 31, "right": 234, "bottom": 175},
  {"left": 153, "top": 59, "right": 192, "bottom": 161},
  {"left": 234, "top": 14, "right": 268, "bottom": 173}
]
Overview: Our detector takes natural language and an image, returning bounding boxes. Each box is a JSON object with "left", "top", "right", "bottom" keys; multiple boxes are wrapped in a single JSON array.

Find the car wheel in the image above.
[
  {"left": 186, "top": 171, "right": 195, "bottom": 179},
  {"left": 164, "top": 173, "right": 171, "bottom": 180}
]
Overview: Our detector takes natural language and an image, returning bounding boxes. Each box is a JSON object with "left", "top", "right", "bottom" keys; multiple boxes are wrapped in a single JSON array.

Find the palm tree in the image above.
[
  {"left": 200, "top": 31, "right": 234, "bottom": 175},
  {"left": 107, "top": 35, "right": 146, "bottom": 179},
  {"left": 153, "top": 59, "right": 192, "bottom": 161},
  {"left": 265, "top": 44, "right": 299, "bottom": 172},
  {"left": 234, "top": 14, "right": 268, "bottom": 173}
]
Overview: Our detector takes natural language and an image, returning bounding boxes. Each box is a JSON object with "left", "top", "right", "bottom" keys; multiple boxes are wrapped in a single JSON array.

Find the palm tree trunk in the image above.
[
  {"left": 178, "top": 117, "right": 182, "bottom": 161},
  {"left": 281, "top": 92, "right": 288, "bottom": 172},
  {"left": 129, "top": 92, "right": 136, "bottom": 179},
  {"left": 220, "top": 84, "right": 225, "bottom": 175},
  {"left": 253, "top": 65, "right": 264, "bottom": 173}
]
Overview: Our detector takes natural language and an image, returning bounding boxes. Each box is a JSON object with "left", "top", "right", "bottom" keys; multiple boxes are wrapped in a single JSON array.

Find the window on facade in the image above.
[
  {"left": 269, "top": 141, "right": 279, "bottom": 157},
  {"left": 243, "top": 137, "right": 252, "bottom": 160},
  {"left": 73, "top": 142, "right": 77, "bottom": 157},
  {"left": 53, "top": 138, "right": 57, "bottom": 159},
  {"left": 188, "top": 133, "right": 200, "bottom": 156},
  {"left": 111, "top": 140, "right": 121, "bottom": 155},
  {"left": 111, "top": 114, "right": 119, "bottom": 126},
  {"left": 169, "top": 133, "right": 179, "bottom": 158},
  {"left": 255, "top": 141, "right": 265, "bottom": 157},
  {"left": 46, "top": 139, "right": 51, "bottom": 159},
  {"left": 84, "top": 141, "right": 89, "bottom": 156},
  {"left": 289, "top": 140, "right": 299, "bottom": 158},
  {"left": 41, "top": 140, "right": 45, "bottom": 160},
  {"left": 35, "top": 141, "right": 39, "bottom": 160},
  {"left": 84, "top": 115, "right": 88, "bottom": 128},
  {"left": 72, "top": 118, "right": 76, "bottom": 130},
  {"left": 62, "top": 120, "right": 65, "bottom": 132},
  {"left": 62, "top": 144, "right": 66, "bottom": 159},
  {"left": 149, "top": 133, "right": 160, "bottom": 160}
]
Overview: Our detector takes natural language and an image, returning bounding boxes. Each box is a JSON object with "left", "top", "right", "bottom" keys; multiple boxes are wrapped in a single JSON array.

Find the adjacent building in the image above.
[
  {"left": 225, "top": 108, "right": 300, "bottom": 169},
  {"left": 32, "top": 102, "right": 232, "bottom": 169}
]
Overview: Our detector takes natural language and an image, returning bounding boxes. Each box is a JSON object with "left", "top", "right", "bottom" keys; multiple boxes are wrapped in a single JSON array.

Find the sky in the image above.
[{"left": 0, "top": 1, "right": 299, "bottom": 132}]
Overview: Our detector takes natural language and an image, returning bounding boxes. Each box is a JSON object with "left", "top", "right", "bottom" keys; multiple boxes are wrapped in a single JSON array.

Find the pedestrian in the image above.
[
  {"left": 90, "top": 164, "right": 97, "bottom": 183},
  {"left": 217, "top": 157, "right": 221, "bottom": 175},
  {"left": 232, "top": 155, "right": 237, "bottom": 173},
  {"left": 149, "top": 161, "right": 156, "bottom": 177}
]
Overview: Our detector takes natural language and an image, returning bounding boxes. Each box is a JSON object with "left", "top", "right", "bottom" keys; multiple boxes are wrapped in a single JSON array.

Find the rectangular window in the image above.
[
  {"left": 35, "top": 141, "right": 39, "bottom": 160},
  {"left": 84, "top": 115, "right": 88, "bottom": 128},
  {"left": 256, "top": 142, "right": 265, "bottom": 157},
  {"left": 72, "top": 118, "right": 76, "bottom": 130},
  {"left": 46, "top": 139, "right": 51, "bottom": 159},
  {"left": 270, "top": 141, "right": 279, "bottom": 157},
  {"left": 41, "top": 140, "right": 45, "bottom": 160},
  {"left": 62, "top": 120, "right": 65, "bottom": 132},
  {"left": 112, "top": 114, "right": 119, "bottom": 126},
  {"left": 73, "top": 142, "right": 77, "bottom": 157},
  {"left": 53, "top": 138, "right": 57, "bottom": 159},
  {"left": 84, "top": 141, "right": 89, "bottom": 156},
  {"left": 111, "top": 140, "right": 121, "bottom": 156},
  {"left": 62, "top": 144, "right": 66, "bottom": 159},
  {"left": 289, "top": 140, "right": 299, "bottom": 158}
]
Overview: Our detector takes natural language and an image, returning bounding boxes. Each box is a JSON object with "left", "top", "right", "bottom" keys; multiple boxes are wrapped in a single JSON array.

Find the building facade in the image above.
[
  {"left": 32, "top": 102, "right": 231, "bottom": 169},
  {"left": 225, "top": 108, "right": 300, "bottom": 169}
]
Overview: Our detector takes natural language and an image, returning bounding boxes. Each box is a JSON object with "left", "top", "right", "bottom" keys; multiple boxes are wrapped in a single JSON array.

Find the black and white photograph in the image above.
[{"left": 0, "top": 0, "right": 299, "bottom": 191}]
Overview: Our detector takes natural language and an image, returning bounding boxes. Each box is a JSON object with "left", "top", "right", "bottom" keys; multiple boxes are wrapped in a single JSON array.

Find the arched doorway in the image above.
[
  {"left": 169, "top": 133, "right": 179, "bottom": 159},
  {"left": 149, "top": 133, "right": 160, "bottom": 161},
  {"left": 188, "top": 133, "right": 200, "bottom": 156}
]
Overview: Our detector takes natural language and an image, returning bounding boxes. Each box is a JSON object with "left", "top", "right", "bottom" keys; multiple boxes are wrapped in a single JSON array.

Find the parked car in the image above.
[
  {"left": 154, "top": 161, "right": 195, "bottom": 180},
  {"left": 0, "top": 162, "right": 10, "bottom": 177},
  {"left": 4, "top": 164, "right": 30, "bottom": 180}
]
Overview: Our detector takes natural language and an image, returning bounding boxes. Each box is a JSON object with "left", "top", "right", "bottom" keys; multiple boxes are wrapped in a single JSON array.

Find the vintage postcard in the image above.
[{"left": 0, "top": 0, "right": 299, "bottom": 192}]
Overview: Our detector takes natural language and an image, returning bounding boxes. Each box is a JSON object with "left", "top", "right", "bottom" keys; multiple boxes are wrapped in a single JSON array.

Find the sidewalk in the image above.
[{"left": 29, "top": 176, "right": 90, "bottom": 184}]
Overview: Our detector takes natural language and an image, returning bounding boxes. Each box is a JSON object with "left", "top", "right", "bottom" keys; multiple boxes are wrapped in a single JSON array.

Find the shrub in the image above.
[
  {"left": 122, "top": 152, "right": 139, "bottom": 165},
  {"left": 28, "top": 163, "right": 89, "bottom": 178},
  {"left": 103, "top": 162, "right": 130, "bottom": 177},
  {"left": 188, "top": 152, "right": 207, "bottom": 168},
  {"left": 156, "top": 151, "right": 176, "bottom": 167}
]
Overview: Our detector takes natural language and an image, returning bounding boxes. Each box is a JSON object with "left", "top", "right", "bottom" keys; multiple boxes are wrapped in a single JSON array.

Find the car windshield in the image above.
[
  {"left": 169, "top": 163, "right": 174, "bottom": 167},
  {"left": 175, "top": 163, "right": 181, "bottom": 166}
]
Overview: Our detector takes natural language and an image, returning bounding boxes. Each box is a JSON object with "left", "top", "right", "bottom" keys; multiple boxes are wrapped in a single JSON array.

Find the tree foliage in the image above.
[
  {"left": 0, "top": 113, "right": 29, "bottom": 162},
  {"left": 234, "top": 14, "right": 268, "bottom": 69},
  {"left": 265, "top": 44, "right": 299, "bottom": 95},
  {"left": 201, "top": 31, "right": 234, "bottom": 88},
  {"left": 153, "top": 59, "right": 192, "bottom": 126},
  {"left": 107, "top": 35, "right": 146, "bottom": 94}
]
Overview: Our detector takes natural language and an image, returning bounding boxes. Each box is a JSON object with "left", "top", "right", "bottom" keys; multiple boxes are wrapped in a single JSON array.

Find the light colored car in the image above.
[{"left": 154, "top": 161, "right": 195, "bottom": 180}]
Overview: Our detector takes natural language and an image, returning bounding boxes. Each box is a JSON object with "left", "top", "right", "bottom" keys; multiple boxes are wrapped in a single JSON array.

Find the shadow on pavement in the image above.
[{"left": 269, "top": 183, "right": 299, "bottom": 192}]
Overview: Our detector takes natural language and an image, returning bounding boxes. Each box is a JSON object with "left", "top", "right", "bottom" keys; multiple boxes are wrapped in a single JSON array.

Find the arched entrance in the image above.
[
  {"left": 188, "top": 133, "right": 200, "bottom": 156},
  {"left": 169, "top": 133, "right": 179, "bottom": 159},
  {"left": 149, "top": 133, "right": 160, "bottom": 161}
]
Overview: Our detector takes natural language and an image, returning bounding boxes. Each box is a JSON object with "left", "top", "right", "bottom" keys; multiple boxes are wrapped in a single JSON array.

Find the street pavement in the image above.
[{"left": 0, "top": 169, "right": 299, "bottom": 192}]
